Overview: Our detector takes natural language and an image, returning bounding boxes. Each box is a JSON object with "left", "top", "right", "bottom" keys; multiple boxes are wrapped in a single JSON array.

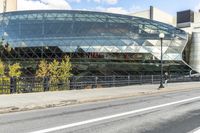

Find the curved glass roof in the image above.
[
  {"left": 0, "top": 10, "right": 188, "bottom": 61},
  {"left": 0, "top": 10, "right": 186, "bottom": 37}
]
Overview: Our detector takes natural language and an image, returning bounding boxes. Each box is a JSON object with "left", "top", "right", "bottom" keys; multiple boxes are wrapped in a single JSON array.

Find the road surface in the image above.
[{"left": 1, "top": 88, "right": 200, "bottom": 133}]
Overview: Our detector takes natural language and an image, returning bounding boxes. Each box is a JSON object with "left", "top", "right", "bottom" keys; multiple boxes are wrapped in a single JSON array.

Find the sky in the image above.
[{"left": 17, "top": 0, "right": 200, "bottom": 15}]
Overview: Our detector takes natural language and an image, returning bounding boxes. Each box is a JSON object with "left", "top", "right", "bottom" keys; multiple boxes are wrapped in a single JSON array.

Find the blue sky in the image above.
[{"left": 18, "top": 0, "right": 200, "bottom": 15}]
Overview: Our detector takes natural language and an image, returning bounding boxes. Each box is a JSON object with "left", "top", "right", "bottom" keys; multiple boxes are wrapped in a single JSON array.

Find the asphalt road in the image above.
[{"left": 1, "top": 89, "right": 200, "bottom": 133}]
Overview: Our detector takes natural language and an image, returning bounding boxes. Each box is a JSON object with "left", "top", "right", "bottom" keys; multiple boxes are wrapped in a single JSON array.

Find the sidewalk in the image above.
[{"left": 0, "top": 82, "right": 200, "bottom": 114}]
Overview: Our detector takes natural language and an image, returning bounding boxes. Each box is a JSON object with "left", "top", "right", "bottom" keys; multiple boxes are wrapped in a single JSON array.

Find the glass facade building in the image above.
[{"left": 0, "top": 10, "right": 190, "bottom": 75}]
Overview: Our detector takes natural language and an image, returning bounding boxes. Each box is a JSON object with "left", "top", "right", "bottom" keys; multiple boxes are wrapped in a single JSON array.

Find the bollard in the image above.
[
  {"left": 112, "top": 75, "right": 115, "bottom": 87},
  {"left": 140, "top": 75, "right": 143, "bottom": 84},
  {"left": 128, "top": 75, "right": 130, "bottom": 85},
  {"left": 95, "top": 76, "right": 98, "bottom": 88},
  {"left": 10, "top": 77, "right": 17, "bottom": 94}
]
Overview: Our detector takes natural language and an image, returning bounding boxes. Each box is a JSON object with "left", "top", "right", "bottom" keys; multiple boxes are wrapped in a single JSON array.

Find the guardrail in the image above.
[{"left": 0, "top": 75, "right": 199, "bottom": 94}]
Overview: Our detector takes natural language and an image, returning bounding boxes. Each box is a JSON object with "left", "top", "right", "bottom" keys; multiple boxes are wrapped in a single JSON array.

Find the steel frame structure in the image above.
[{"left": 0, "top": 10, "right": 189, "bottom": 75}]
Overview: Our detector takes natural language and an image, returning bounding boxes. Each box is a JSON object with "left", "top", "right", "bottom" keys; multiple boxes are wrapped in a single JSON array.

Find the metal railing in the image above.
[{"left": 0, "top": 74, "right": 200, "bottom": 94}]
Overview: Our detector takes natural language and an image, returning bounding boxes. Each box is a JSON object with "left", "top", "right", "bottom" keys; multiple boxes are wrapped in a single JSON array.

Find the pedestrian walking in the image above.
[{"left": 164, "top": 72, "right": 169, "bottom": 86}]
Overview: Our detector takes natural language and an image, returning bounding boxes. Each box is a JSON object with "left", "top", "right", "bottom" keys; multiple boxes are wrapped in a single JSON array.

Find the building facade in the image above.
[
  {"left": 130, "top": 6, "right": 176, "bottom": 26},
  {"left": 0, "top": 0, "right": 17, "bottom": 13},
  {"left": 131, "top": 7, "right": 200, "bottom": 74},
  {"left": 0, "top": 10, "right": 189, "bottom": 76},
  {"left": 176, "top": 10, "right": 200, "bottom": 73}
]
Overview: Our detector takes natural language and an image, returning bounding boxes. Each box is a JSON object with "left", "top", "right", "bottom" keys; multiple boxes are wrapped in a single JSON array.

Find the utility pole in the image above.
[{"left": 158, "top": 33, "right": 165, "bottom": 89}]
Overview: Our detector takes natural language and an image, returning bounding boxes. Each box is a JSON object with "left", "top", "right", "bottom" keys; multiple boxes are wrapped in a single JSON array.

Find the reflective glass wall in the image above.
[{"left": 0, "top": 10, "right": 190, "bottom": 75}]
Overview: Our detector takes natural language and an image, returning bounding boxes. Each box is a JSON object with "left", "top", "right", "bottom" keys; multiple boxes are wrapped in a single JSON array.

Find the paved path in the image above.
[
  {"left": 0, "top": 82, "right": 200, "bottom": 114},
  {"left": 1, "top": 88, "right": 200, "bottom": 133}
]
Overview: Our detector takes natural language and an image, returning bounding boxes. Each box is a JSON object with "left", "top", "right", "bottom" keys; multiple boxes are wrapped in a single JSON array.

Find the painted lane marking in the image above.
[
  {"left": 190, "top": 127, "right": 200, "bottom": 133},
  {"left": 30, "top": 96, "right": 200, "bottom": 133},
  {"left": 193, "top": 129, "right": 200, "bottom": 133}
]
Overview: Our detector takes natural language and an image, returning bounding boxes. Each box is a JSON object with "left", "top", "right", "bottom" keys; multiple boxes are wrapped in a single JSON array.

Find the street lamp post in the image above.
[{"left": 159, "top": 33, "right": 165, "bottom": 89}]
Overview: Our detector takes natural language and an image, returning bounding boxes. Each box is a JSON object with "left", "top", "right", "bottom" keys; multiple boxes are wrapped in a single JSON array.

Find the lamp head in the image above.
[{"left": 159, "top": 33, "right": 165, "bottom": 39}]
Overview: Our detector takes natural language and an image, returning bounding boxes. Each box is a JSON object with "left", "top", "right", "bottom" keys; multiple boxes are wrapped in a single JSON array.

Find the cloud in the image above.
[
  {"left": 68, "top": 0, "right": 81, "bottom": 3},
  {"left": 96, "top": 5, "right": 142, "bottom": 15},
  {"left": 17, "top": 0, "right": 141, "bottom": 15},
  {"left": 93, "top": 0, "right": 101, "bottom": 3},
  {"left": 17, "top": 0, "right": 71, "bottom": 10},
  {"left": 103, "top": 7, "right": 128, "bottom": 14},
  {"left": 89, "top": 0, "right": 118, "bottom": 5},
  {"left": 103, "top": 0, "right": 118, "bottom": 5}
]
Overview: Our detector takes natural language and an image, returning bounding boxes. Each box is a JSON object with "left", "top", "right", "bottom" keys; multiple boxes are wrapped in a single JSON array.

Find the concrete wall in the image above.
[
  {"left": 179, "top": 21, "right": 200, "bottom": 34},
  {"left": 0, "top": 0, "right": 17, "bottom": 13},
  {"left": 153, "top": 8, "right": 175, "bottom": 26},
  {"left": 189, "top": 32, "right": 200, "bottom": 73},
  {"left": 130, "top": 7, "right": 175, "bottom": 26},
  {"left": 0, "top": 0, "right": 4, "bottom": 13},
  {"left": 194, "top": 12, "right": 200, "bottom": 23},
  {"left": 130, "top": 10, "right": 150, "bottom": 19}
]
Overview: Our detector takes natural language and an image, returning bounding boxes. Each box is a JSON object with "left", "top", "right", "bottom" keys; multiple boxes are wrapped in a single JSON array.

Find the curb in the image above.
[{"left": 0, "top": 86, "right": 200, "bottom": 114}]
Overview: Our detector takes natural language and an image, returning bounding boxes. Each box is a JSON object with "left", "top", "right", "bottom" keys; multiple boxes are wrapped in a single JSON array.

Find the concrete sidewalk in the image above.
[{"left": 0, "top": 82, "right": 200, "bottom": 114}]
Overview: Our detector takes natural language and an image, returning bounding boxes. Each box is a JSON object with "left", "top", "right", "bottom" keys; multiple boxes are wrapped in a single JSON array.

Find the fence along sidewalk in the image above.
[{"left": 0, "top": 75, "right": 199, "bottom": 94}]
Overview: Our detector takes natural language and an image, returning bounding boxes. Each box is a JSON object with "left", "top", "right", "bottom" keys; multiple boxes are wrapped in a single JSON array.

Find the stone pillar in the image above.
[{"left": 189, "top": 32, "right": 200, "bottom": 73}]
